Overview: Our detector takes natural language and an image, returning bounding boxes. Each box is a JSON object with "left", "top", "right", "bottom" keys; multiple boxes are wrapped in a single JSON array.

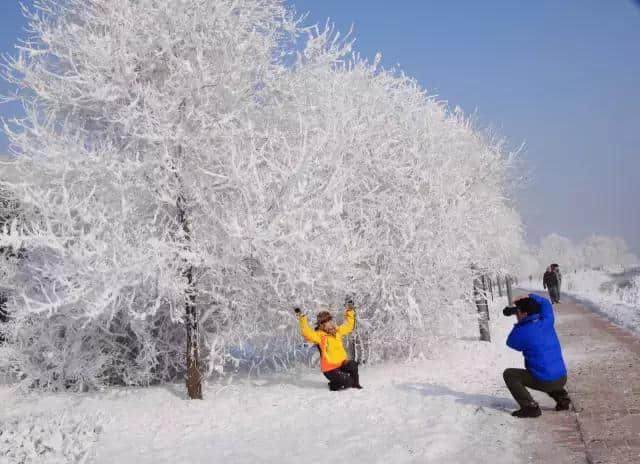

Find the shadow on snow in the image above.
[{"left": 397, "top": 382, "right": 515, "bottom": 412}]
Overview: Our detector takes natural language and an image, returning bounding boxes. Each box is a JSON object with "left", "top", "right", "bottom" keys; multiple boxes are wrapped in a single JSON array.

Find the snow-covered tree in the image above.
[
  {"left": 264, "top": 36, "right": 523, "bottom": 355},
  {"left": 580, "top": 235, "right": 636, "bottom": 269},
  {"left": 0, "top": 154, "right": 19, "bottom": 234},
  {"left": 537, "top": 233, "right": 582, "bottom": 271},
  {"left": 0, "top": 0, "right": 299, "bottom": 394},
  {"left": 1, "top": 0, "right": 523, "bottom": 392},
  {"left": 511, "top": 242, "right": 541, "bottom": 282},
  {"left": 535, "top": 233, "right": 637, "bottom": 273}
]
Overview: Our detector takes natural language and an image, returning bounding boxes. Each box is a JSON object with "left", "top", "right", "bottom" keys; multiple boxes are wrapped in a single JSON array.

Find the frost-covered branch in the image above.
[{"left": 0, "top": 0, "right": 524, "bottom": 391}]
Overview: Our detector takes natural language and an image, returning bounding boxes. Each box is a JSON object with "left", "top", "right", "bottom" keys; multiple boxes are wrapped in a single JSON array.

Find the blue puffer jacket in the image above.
[{"left": 506, "top": 293, "right": 567, "bottom": 382}]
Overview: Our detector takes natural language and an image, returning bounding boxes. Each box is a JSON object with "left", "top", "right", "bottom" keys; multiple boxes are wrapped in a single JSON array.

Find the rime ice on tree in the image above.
[{"left": 0, "top": 0, "right": 523, "bottom": 392}]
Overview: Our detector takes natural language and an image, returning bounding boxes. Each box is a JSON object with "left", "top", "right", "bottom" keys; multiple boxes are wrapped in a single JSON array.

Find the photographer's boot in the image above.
[
  {"left": 511, "top": 404, "right": 541, "bottom": 418},
  {"left": 555, "top": 397, "right": 572, "bottom": 411}
]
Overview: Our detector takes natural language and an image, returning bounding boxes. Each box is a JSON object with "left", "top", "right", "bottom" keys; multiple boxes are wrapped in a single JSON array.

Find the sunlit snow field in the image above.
[{"left": 1, "top": 296, "right": 561, "bottom": 464}]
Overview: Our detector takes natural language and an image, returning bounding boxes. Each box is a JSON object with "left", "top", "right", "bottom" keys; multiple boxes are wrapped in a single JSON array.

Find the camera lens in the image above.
[{"left": 503, "top": 306, "right": 517, "bottom": 316}]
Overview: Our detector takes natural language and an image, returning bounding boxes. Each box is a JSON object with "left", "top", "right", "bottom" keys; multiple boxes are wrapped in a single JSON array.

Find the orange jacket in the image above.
[{"left": 298, "top": 308, "right": 356, "bottom": 372}]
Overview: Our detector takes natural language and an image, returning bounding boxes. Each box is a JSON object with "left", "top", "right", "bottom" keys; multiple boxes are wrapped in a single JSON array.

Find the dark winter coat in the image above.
[
  {"left": 543, "top": 271, "right": 558, "bottom": 289},
  {"left": 555, "top": 270, "right": 562, "bottom": 288},
  {"left": 506, "top": 293, "right": 567, "bottom": 382}
]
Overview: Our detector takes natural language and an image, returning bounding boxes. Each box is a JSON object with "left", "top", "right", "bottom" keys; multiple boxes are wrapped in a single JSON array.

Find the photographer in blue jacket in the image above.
[{"left": 503, "top": 293, "right": 572, "bottom": 418}]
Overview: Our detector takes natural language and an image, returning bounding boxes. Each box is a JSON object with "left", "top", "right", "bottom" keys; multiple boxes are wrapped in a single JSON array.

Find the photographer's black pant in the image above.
[
  {"left": 324, "top": 360, "right": 359, "bottom": 391},
  {"left": 503, "top": 368, "right": 569, "bottom": 408}
]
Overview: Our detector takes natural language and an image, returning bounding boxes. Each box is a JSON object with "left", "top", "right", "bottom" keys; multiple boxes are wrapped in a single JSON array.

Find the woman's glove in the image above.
[{"left": 345, "top": 294, "right": 355, "bottom": 308}]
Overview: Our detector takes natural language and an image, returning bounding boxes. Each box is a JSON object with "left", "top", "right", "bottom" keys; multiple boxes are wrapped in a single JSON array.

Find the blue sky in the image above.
[{"left": 1, "top": 1, "right": 639, "bottom": 252}]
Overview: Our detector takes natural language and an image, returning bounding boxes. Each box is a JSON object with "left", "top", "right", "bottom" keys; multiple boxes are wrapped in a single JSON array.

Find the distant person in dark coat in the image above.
[
  {"left": 551, "top": 264, "right": 562, "bottom": 301},
  {"left": 543, "top": 266, "right": 560, "bottom": 303},
  {"left": 504, "top": 294, "right": 571, "bottom": 418}
]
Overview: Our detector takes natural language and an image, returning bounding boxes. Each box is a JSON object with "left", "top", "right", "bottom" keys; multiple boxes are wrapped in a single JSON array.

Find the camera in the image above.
[{"left": 503, "top": 306, "right": 518, "bottom": 316}]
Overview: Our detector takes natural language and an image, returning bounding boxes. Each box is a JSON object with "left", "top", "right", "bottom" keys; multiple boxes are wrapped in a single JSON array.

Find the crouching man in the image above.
[
  {"left": 294, "top": 298, "right": 362, "bottom": 391},
  {"left": 503, "top": 293, "right": 572, "bottom": 418}
]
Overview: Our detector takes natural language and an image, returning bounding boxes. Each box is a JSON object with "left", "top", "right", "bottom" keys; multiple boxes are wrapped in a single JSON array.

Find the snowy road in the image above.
[{"left": 546, "top": 293, "right": 640, "bottom": 463}]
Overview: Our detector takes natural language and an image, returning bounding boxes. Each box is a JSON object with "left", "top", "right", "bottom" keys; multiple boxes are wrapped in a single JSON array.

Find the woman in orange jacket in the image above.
[{"left": 294, "top": 299, "right": 362, "bottom": 391}]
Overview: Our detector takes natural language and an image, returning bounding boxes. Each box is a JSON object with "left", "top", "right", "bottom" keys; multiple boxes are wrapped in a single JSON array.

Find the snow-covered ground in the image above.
[
  {"left": 1, "top": 296, "right": 560, "bottom": 464},
  {"left": 529, "top": 268, "right": 640, "bottom": 334}
]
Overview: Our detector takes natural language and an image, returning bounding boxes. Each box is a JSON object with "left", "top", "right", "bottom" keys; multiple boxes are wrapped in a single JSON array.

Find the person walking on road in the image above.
[
  {"left": 551, "top": 263, "right": 562, "bottom": 302},
  {"left": 543, "top": 266, "right": 560, "bottom": 303}
]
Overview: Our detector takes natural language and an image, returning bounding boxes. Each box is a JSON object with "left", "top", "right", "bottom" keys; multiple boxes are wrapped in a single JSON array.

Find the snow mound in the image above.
[{"left": 0, "top": 412, "right": 104, "bottom": 464}]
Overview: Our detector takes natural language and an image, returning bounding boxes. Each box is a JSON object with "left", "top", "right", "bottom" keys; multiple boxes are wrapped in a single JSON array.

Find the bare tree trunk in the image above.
[
  {"left": 506, "top": 275, "right": 514, "bottom": 306},
  {"left": 348, "top": 331, "right": 357, "bottom": 362},
  {"left": 184, "top": 266, "right": 202, "bottom": 399},
  {"left": 348, "top": 309, "right": 362, "bottom": 364},
  {"left": 177, "top": 192, "right": 202, "bottom": 399},
  {"left": 497, "top": 276, "right": 503, "bottom": 297},
  {"left": 481, "top": 275, "right": 490, "bottom": 320},
  {"left": 473, "top": 276, "right": 491, "bottom": 342},
  {"left": 172, "top": 97, "right": 202, "bottom": 399}
]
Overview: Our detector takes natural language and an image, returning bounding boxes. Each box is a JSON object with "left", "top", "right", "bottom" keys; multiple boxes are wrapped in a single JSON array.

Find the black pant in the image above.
[
  {"left": 503, "top": 368, "right": 569, "bottom": 408},
  {"left": 324, "top": 360, "right": 359, "bottom": 390},
  {"left": 547, "top": 285, "right": 560, "bottom": 303},
  {"left": 557, "top": 283, "right": 562, "bottom": 301}
]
